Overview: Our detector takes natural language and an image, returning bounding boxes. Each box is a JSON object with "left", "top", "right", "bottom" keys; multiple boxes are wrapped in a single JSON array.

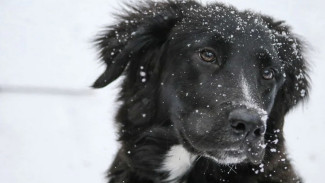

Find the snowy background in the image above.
[{"left": 1, "top": 0, "right": 324, "bottom": 182}]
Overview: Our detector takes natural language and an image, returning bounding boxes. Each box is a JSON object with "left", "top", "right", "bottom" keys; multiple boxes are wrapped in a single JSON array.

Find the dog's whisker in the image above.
[
  {"left": 227, "top": 165, "right": 238, "bottom": 174},
  {"left": 195, "top": 155, "right": 203, "bottom": 162}
]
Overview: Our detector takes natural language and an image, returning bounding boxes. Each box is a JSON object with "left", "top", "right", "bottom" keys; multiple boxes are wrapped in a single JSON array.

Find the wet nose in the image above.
[{"left": 228, "top": 108, "right": 266, "bottom": 139}]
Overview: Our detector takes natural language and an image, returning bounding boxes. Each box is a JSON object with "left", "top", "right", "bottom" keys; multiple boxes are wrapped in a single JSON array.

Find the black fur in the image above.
[{"left": 93, "top": 1, "right": 309, "bottom": 183}]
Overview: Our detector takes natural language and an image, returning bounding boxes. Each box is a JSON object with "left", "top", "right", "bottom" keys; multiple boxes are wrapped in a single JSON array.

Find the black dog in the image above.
[{"left": 93, "top": 1, "right": 309, "bottom": 182}]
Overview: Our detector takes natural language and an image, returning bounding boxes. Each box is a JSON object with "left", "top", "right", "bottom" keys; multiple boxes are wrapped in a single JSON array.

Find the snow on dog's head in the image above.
[{"left": 93, "top": 0, "right": 309, "bottom": 167}]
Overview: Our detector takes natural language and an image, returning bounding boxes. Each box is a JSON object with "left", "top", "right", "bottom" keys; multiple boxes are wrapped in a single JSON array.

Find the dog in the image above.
[{"left": 93, "top": 1, "right": 309, "bottom": 182}]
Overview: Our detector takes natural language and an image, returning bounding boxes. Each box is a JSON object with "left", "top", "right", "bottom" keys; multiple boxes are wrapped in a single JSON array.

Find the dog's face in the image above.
[
  {"left": 159, "top": 15, "right": 287, "bottom": 164},
  {"left": 93, "top": 1, "right": 308, "bottom": 166}
]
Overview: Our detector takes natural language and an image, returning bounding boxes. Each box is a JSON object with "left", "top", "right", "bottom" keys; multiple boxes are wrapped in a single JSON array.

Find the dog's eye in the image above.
[
  {"left": 262, "top": 68, "right": 275, "bottom": 80},
  {"left": 199, "top": 49, "right": 217, "bottom": 62}
]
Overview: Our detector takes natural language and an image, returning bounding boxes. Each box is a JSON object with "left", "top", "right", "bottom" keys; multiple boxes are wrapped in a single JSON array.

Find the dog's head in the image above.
[{"left": 93, "top": 1, "right": 309, "bottom": 165}]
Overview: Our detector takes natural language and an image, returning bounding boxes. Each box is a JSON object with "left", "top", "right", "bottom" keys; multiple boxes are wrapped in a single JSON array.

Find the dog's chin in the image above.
[
  {"left": 178, "top": 129, "right": 265, "bottom": 165},
  {"left": 204, "top": 150, "right": 247, "bottom": 165},
  {"left": 204, "top": 146, "right": 265, "bottom": 165}
]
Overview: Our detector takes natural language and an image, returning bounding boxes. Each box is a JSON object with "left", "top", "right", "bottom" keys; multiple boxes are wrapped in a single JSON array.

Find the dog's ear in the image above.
[
  {"left": 262, "top": 16, "right": 310, "bottom": 114},
  {"left": 92, "top": 1, "right": 188, "bottom": 88}
]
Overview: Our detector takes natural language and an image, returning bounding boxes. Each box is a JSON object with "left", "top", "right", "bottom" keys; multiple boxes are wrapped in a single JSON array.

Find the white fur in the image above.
[
  {"left": 160, "top": 145, "right": 197, "bottom": 183},
  {"left": 204, "top": 153, "right": 246, "bottom": 165},
  {"left": 241, "top": 73, "right": 259, "bottom": 108},
  {"left": 240, "top": 73, "right": 268, "bottom": 125}
]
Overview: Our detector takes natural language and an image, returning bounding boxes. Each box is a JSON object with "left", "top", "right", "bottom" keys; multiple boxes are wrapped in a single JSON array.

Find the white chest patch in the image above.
[{"left": 160, "top": 145, "right": 197, "bottom": 183}]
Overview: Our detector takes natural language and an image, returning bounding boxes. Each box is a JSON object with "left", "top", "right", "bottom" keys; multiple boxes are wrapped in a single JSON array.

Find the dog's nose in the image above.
[{"left": 228, "top": 108, "right": 266, "bottom": 139}]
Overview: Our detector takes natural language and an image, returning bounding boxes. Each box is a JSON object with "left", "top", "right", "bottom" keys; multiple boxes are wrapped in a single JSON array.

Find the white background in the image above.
[{"left": 1, "top": 0, "right": 324, "bottom": 182}]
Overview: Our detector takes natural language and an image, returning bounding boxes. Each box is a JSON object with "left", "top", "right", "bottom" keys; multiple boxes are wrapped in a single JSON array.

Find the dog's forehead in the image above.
[
  {"left": 175, "top": 7, "right": 278, "bottom": 50},
  {"left": 182, "top": 7, "right": 266, "bottom": 33}
]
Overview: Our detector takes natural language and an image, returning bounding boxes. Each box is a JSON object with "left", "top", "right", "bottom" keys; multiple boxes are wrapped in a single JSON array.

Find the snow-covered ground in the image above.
[{"left": 0, "top": 0, "right": 324, "bottom": 182}]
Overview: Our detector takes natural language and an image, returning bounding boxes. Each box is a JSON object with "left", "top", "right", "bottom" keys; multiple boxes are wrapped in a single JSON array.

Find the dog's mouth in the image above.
[
  {"left": 204, "top": 142, "right": 266, "bottom": 165},
  {"left": 204, "top": 149, "right": 247, "bottom": 165},
  {"left": 178, "top": 129, "right": 265, "bottom": 165}
]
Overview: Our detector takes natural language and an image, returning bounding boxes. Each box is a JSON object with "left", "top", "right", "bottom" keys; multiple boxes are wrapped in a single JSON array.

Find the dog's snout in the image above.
[{"left": 228, "top": 108, "right": 266, "bottom": 139}]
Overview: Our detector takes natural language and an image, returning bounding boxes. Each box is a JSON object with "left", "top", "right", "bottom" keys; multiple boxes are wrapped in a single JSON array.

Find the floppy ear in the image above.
[
  {"left": 92, "top": 1, "right": 186, "bottom": 88},
  {"left": 280, "top": 38, "right": 309, "bottom": 112},
  {"left": 261, "top": 16, "right": 310, "bottom": 115}
]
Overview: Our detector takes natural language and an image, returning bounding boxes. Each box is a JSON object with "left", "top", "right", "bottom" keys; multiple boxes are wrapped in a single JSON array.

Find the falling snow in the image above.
[{"left": 0, "top": 0, "right": 323, "bottom": 183}]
